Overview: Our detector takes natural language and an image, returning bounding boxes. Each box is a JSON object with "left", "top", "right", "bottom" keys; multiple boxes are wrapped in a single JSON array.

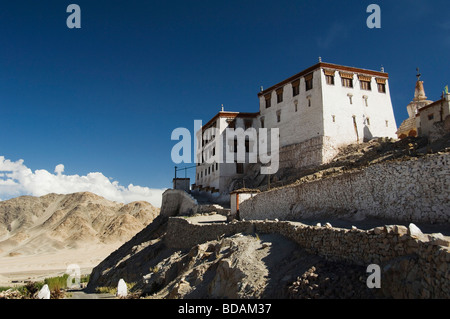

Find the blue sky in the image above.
[{"left": 0, "top": 0, "right": 449, "bottom": 206}]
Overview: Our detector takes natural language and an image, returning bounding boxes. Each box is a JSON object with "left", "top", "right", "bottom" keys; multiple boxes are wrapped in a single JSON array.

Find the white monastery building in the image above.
[{"left": 193, "top": 61, "right": 399, "bottom": 195}]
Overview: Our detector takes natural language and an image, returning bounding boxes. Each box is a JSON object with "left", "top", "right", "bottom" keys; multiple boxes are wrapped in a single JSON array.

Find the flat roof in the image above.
[
  {"left": 415, "top": 98, "right": 444, "bottom": 116},
  {"left": 257, "top": 62, "right": 389, "bottom": 97},
  {"left": 201, "top": 111, "right": 260, "bottom": 131}
]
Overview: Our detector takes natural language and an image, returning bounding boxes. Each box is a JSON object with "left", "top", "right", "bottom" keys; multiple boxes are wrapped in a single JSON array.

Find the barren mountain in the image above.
[
  {"left": 0, "top": 192, "right": 159, "bottom": 285},
  {"left": 0, "top": 192, "right": 159, "bottom": 256}
]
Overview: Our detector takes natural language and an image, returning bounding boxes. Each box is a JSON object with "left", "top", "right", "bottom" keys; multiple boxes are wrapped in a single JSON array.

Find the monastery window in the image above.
[
  {"left": 212, "top": 147, "right": 215, "bottom": 156},
  {"left": 292, "top": 80, "right": 300, "bottom": 96},
  {"left": 305, "top": 74, "right": 313, "bottom": 91},
  {"left": 360, "top": 80, "right": 371, "bottom": 91},
  {"left": 200, "top": 171, "right": 203, "bottom": 178},
  {"left": 326, "top": 75, "right": 335, "bottom": 85},
  {"left": 324, "top": 69, "right": 335, "bottom": 85},
  {"left": 428, "top": 114, "right": 434, "bottom": 121},
  {"left": 307, "top": 96, "right": 312, "bottom": 107},
  {"left": 332, "top": 115, "right": 336, "bottom": 123},
  {"left": 385, "top": 120, "right": 389, "bottom": 127},
  {"left": 233, "top": 137, "right": 238, "bottom": 153},
  {"left": 340, "top": 72, "right": 354, "bottom": 88},
  {"left": 276, "top": 88, "right": 284, "bottom": 103},
  {"left": 212, "top": 165, "right": 214, "bottom": 173},
  {"left": 236, "top": 162, "right": 244, "bottom": 174},
  {"left": 245, "top": 139, "right": 250, "bottom": 153},
  {"left": 294, "top": 100, "right": 298, "bottom": 112},
  {"left": 366, "top": 117, "right": 371, "bottom": 126},
  {"left": 276, "top": 110, "right": 281, "bottom": 123},
  {"left": 342, "top": 78, "right": 353, "bottom": 88},
  {"left": 197, "top": 173, "right": 199, "bottom": 180},
  {"left": 376, "top": 78, "right": 387, "bottom": 93},
  {"left": 237, "top": 163, "right": 244, "bottom": 174},
  {"left": 265, "top": 94, "right": 272, "bottom": 108},
  {"left": 208, "top": 167, "right": 211, "bottom": 175},
  {"left": 359, "top": 75, "right": 372, "bottom": 91},
  {"left": 216, "top": 163, "right": 218, "bottom": 170},
  {"left": 260, "top": 117, "right": 265, "bottom": 128},
  {"left": 227, "top": 119, "right": 236, "bottom": 129}
]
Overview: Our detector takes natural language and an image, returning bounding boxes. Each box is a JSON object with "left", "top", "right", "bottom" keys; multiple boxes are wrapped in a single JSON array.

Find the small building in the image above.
[
  {"left": 230, "top": 188, "right": 261, "bottom": 220},
  {"left": 397, "top": 71, "right": 450, "bottom": 140},
  {"left": 173, "top": 178, "right": 190, "bottom": 192},
  {"left": 417, "top": 94, "right": 450, "bottom": 139}
]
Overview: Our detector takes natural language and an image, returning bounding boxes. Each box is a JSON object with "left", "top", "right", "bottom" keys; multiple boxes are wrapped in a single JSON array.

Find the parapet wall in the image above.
[
  {"left": 160, "top": 189, "right": 198, "bottom": 217},
  {"left": 165, "top": 217, "right": 450, "bottom": 298},
  {"left": 240, "top": 153, "right": 450, "bottom": 223},
  {"left": 160, "top": 189, "right": 230, "bottom": 217}
]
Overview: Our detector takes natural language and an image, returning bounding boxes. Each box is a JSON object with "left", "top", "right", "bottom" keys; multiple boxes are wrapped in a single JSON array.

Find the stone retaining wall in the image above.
[
  {"left": 240, "top": 153, "right": 450, "bottom": 223},
  {"left": 165, "top": 217, "right": 450, "bottom": 298}
]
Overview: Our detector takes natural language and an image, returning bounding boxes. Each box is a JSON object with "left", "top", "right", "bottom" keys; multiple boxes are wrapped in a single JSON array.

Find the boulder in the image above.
[
  {"left": 393, "top": 225, "right": 408, "bottom": 236},
  {"left": 427, "top": 233, "right": 450, "bottom": 247},
  {"left": 373, "top": 226, "right": 384, "bottom": 235},
  {"left": 408, "top": 223, "right": 423, "bottom": 238}
]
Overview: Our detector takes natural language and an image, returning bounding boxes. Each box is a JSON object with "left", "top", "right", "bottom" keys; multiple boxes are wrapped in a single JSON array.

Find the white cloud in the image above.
[
  {"left": 54, "top": 164, "right": 65, "bottom": 175},
  {"left": 0, "top": 156, "right": 166, "bottom": 207}
]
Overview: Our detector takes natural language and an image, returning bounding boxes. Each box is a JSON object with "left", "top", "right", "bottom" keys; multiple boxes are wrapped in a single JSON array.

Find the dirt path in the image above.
[{"left": 66, "top": 289, "right": 116, "bottom": 299}]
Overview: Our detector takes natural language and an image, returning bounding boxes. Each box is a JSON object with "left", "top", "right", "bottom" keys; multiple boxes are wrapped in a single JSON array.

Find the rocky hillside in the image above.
[
  {"left": 86, "top": 135, "right": 450, "bottom": 299},
  {"left": 0, "top": 192, "right": 160, "bottom": 257},
  {"left": 139, "top": 233, "right": 375, "bottom": 299},
  {"left": 87, "top": 217, "right": 375, "bottom": 299}
]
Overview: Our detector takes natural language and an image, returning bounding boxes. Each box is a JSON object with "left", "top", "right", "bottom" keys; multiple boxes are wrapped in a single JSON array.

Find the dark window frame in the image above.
[
  {"left": 360, "top": 80, "right": 372, "bottom": 91},
  {"left": 342, "top": 78, "right": 354, "bottom": 88},
  {"left": 326, "top": 75, "right": 335, "bottom": 85}
]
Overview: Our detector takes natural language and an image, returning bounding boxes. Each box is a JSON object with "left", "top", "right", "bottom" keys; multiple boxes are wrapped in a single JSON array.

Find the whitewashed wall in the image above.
[
  {"left": 321, "top": 70, "right": 398, "bottom": 148},
  {"left": 258, "top": 68, "right": 324, "bottom": 147}
]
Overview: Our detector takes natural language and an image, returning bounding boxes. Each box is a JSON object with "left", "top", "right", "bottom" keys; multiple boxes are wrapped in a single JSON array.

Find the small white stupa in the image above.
[{"left": 117, "top": 279, "right": 127, "bottom": 298}]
